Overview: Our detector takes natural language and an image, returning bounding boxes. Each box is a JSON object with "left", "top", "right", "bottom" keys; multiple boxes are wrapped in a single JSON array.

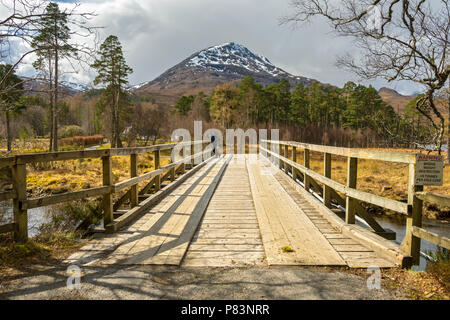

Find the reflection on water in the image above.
[
  {"left": 0, "top": 200, "right": 51, "bottom": 238},
  {"left": 372, "top": 215, "right": 450, "bottom": 271}
]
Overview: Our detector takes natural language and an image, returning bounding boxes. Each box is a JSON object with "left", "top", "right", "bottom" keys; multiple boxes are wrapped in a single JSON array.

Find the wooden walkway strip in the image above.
[
  {"left": 100, "top": 156, "right": 230, "bottom": 265},
  {"left": 183, "top": 156, "right": 265, "bottom": 267},
  {"left": 247, "top": 157, "right": 346, "bottom": 266}
]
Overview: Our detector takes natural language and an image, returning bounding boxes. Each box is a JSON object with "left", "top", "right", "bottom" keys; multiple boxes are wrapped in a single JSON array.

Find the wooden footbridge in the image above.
[{"left": 1, "top": 140, "right": 449, "bottom": 269}]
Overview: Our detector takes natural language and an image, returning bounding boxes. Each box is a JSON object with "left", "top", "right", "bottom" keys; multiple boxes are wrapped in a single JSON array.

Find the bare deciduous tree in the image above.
[{"left": 283, "top": 0, "right": 450, "bottom": 154}]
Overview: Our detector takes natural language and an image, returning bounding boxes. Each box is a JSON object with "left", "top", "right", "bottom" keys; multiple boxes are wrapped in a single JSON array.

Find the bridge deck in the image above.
[{"left": 65, "top": 155, "right": 395, "bottom": 268}]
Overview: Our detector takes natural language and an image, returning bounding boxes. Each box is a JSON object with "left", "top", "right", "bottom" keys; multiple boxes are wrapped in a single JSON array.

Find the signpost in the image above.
[{"left": 414, "top": 154, "right": 444, "bottom": 186}]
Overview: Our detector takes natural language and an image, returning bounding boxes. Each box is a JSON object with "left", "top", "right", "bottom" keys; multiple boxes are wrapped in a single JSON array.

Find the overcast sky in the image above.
[{"left": 4, "top": 0, "right": 424, "bottom": 95}]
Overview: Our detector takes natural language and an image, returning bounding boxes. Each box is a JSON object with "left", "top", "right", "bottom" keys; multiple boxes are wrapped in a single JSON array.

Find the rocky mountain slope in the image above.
[{"left": 131, "top": 42, "right": 316, "bottom": 105}]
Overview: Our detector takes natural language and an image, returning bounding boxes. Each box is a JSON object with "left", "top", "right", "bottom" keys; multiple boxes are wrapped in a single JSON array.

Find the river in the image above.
[{"left": 0, "top": 200, "right": 51, "bottom": 238}]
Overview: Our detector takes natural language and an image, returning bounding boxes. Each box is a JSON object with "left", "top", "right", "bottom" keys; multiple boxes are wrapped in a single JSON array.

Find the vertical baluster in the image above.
[
  {"left": 12, "top": 163, "right": 27, "bottom": 242},
  {"left": 323, "top": 153, "right": 332, "bottom": 208},
  {"left": 130, "top": 153, "right": 138, "bottom": 208},
  {"left": 304, "top": 148, "right": 311, "bottom": 192},
  {"left": 345, "top": 157, "right": 358, "bottom": 224},
  {"left": 102, "top": 153, "right": 113, "bottom": 226}
]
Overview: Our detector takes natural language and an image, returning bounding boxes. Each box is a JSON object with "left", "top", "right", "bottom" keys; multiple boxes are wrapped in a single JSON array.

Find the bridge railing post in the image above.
[
  {"left": 284, "top": 144, "right": 289, "bottom": 174},
  {"left": 401, "top": 163, "right": 423, "bottom": 266},
  {"left": 154, "top": 149, "right": 161, "bottom": 191},
  {"left": 304, "top": 148, "right": 311, "bottom": 192},
  {"left": 345, "top": 157, "right": 358, "bottom": 224},
  {"left": 323, "top": 153, "right": 332, "bottom": 208},
  {"left": 130, "top": 153, "right": 138, "bottom": 208},
  {"left": 102, "top": 152, "right": 114, "bottom": 226},
  {"left": 12, "top": 163, "right": 27, "bottom": 243},
  {"left": 292, "top": 146, "right": 298, "bottom": 182},
  {"left": 279, "top": 143, "right": 283, "bottom": 170}
]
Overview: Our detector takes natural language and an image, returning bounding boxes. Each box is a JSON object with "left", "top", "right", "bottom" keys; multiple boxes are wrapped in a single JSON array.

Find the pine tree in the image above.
[
  {"left": 0, "top": 64, "right": 24, "bottom": 151},
  {"left": 92, "top": 35, "right": 133, "bottom": 148},
  {"left": 32, "top": 2, "right": 76, "bottom": 151}
]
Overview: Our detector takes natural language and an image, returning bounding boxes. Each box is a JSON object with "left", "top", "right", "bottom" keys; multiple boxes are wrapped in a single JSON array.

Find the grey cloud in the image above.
[{"left": 12, "top": 0, "right": 424, "bottom": 94}]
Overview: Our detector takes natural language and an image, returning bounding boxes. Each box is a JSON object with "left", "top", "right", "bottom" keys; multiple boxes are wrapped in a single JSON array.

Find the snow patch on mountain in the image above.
[{"left": 186, "top": 42, "right": 290, "bottom": 77}]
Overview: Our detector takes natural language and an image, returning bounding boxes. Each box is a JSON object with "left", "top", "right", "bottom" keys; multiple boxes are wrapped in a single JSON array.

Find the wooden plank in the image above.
[
  {"left": 0, "top": 191, "right": 15, "bottom": 201},
  {"left": 262, "top": 140, "right": 416, "bottom": 164},
  {"left": 261, "top": 147, "right": 409, "bottom": 214},
  {"left": 15, "top": 149, "right": 110, "bottom": 164},
  {"left": 416, "top": 192, "right": 450, "bottom": 207},
  {"left": 11, "top": 163, "right": 27, "bottom": 242},
  {"left": 130, "top": 153, "right": 138, "bottom": 207},
  {"left": 412, "top": 226, "right": 450, "bottom": 250},
  {"left": 102, "top": 155, "right": 114, "bottom": 226},
  {"left": 106, "top": 157, "right": 213, "bottom": 232},
  {"left": 346, "top": 157, "right": 357, "bottom": 224},
  {"left": 247, "top": 161, "right": 346, "bottom": 266},
  {"left": 0, "top": 223, "right": 15, "bottom": 234},
  {"left": 339, "top": 251, "right": 395, "bottom": 268},
  {"left": 113, "top": 169, "right": 162, "bottom": 192},
  {"left": 22, "top": 186, "right": 110, "bottom": 210},
  {"left": 323, "top": 153, "right": 331, "bottom": 208}
]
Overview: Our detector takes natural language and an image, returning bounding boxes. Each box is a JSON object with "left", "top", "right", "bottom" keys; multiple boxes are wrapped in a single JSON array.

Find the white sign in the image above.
[{"left": 415, "top": 154, "right": 444, "bottom": 186}]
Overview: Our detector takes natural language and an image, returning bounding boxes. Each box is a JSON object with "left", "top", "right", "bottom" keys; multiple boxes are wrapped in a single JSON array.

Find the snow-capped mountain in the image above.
[
  {"left": 21, "top": 77, "right": 90, "bottom": 95},
  {"left": 132, "top": 42, "right": 316, "bottom": 102}
]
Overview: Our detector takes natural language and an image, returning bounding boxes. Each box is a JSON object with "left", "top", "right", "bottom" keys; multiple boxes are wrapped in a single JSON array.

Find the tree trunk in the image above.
[
  {"left": 48, "top": 61, "right": 54, "bottom": 152},
  {"left": 5, "top": 108, "right": 11, "bottom": 151},
  {"left": 53, "top": 48, "right": 59, "bottom": 151},
  {"left": 115, "top": 86, "right": 122, "bottom": 148},
  {"left": 447, "top": 81, "right": 450, "bottom": 163}
]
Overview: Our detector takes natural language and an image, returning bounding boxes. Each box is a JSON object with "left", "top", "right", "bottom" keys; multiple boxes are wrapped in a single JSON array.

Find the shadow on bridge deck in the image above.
[{"left": 64, "top": 155, "right": 396, "bottom": 269}]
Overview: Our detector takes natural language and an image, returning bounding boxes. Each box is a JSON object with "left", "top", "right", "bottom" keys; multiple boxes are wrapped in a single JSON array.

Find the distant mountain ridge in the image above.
[
  {"left": 378, "top": 87, "right": 415, "bottom": 113},
  {"left": 130, "top": 42, "right": 317, "bottom": 105}
]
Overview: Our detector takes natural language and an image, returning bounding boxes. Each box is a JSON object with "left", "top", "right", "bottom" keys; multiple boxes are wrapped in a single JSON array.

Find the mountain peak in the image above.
[
  {"left": 131, "top": 42, "right": 316, "bottom": 103},
  {"left": 185, "top": 42, "right": 283, "bottom": 77}
]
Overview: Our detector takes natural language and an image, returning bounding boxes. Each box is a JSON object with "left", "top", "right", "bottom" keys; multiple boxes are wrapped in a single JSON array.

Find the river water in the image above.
[
  {"left": 373, "top": 215, "right": 449, "bottom": 271},
  {"left": 0, "top": 200, "right": 51, "bottom": 238}
]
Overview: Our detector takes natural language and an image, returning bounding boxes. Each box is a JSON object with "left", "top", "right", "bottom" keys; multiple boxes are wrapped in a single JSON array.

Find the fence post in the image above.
[
  {"left": 130, "top": 153, "right": 138, "bottom": 208},
  {"left": 345, "top": 157, "right": 358, "bottom": 224},
  {"left": 279, "top": 143, "right": 283, "bottom": 170},
  {"left": 304, "top": 148, "right": 311, "bottom": 192},
  {"left": 102, "top": 153, "right": 113, "bottom": 226},
  {"left": 323, "top": 153, "right": 332, "bottom": 208},
  {"left": 154, "top": 149, "right": 161, "bottom": 191},
  {"left": 284, "top": 144, "right": 289, "bottom": 173},
  {"left": 12, "top": 164, "right": 27, "bottom": 242},
  {"left": 402, "top": 163, "right": 423, "bottom": 265},
  {"left": 292, "top": 146, "right": 298, "bottom": 182}
]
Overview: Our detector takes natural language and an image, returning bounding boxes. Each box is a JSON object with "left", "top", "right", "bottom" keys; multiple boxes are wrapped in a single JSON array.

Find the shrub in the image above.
[
  {"left": 60, "top": 134, "right": 104, "bottom": 147},
  {"left": 60, "top": 125, "right": 85, "bottom": 138}
]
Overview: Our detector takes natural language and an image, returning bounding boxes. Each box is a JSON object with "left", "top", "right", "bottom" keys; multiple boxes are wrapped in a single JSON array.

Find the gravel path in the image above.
[{"left": 0, "top": 265, "right": 406, "bottom": 300}]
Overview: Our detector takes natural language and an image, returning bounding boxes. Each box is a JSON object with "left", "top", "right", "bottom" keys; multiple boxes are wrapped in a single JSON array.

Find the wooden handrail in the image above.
[
  {"left": 262, "top": 139, "right": 447, "bottom": 268},
  {"left": 261, "top": 146, "right": 410, "bottom": 214},
  {"left": 0, "top": 140, "right": 207, "bottom": 168},
  {"left": 1, "top": 140, "right": 211, "bottom": 242},
  {"left": 412, "top": 226, "right": 450, "bottom": 250},
  {"left": 261, "top": 140, "right": 417, "bottom": 164},
  {"left": 415, "top": 192, "right": 450, "bottom": 207}
]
